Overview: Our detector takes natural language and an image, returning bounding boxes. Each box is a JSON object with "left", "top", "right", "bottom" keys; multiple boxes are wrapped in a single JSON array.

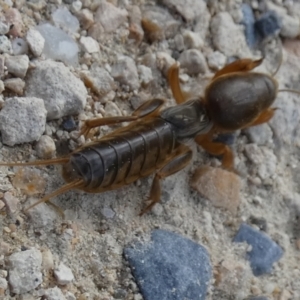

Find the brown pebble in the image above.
[
  {"left": 190, "top": 166, "right": 241, "bottom": 213},
  {"left": 9, "top": 223, "right": 17, "bottom": 232}
]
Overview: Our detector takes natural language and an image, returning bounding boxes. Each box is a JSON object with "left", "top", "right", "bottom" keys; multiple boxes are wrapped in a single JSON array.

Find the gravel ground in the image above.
[{"left": 0, "top": 0, "right": 300, "bottom": 299}]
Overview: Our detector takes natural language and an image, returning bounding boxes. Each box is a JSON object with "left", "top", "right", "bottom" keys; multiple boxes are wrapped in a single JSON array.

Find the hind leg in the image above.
[{"left": 139, "top": 145, "right": 193, "bottom": 216}]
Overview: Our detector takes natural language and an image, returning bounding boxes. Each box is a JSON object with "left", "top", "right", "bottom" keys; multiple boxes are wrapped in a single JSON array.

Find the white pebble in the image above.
[
  {"left": 54, "top": 263, "right": 74, "bottom": 285},
  {"left": 79, "top": 36, "right": 100, "bottom": 53},
  {"left": 35, "top": 135, "right": 56, "bottom": 159},
  {"left": 26, "top": 28, "right": 45, "bottom": 57}
]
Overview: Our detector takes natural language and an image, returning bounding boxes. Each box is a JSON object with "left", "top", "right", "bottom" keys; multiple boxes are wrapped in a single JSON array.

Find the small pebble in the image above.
[
  {"left": 25, "top": 198, "right": 57, "bottom": 230},
  {"left": 0, "top": 97, "right": 46, "bottom": 146},
  {"left": 4, "top": 78, "right": 25, "bottom": 95},
  {"left": 0, "top": 22, "right": 9, "bottom": 35},
  {"left": 207, "top": 51, "right": 226, "bottom": 71},
  {"left": 3, "top": 191, "right": 19, "bottom": 213},
  {"left": 62, "top": 117, "right": 77, "bottom": 132},
  {"left": 26, "top": 28, "right": 45, "bottom": 57},
  {"left": 81, "top": 65, "right": 115, "bottom": 97},
  {"left": 111, "top": 56, "right": 140, "bottom": 90},
  {"left": 138, "top": 65, "right": 153, "bottom": 87},
  {"left": 0, "top": 277, "right": 8, "bottom": 291},
  {"left": 94, "top": 1, "right": 128, "bottom": 33},
  {"left": 234, "top": 223, "right": 283, "bottom": 276},
  {"left": 182, "top": 30, "right": 204, "bottom": 50},
  {"left": 0, "top": 36, "right": 13, "bottom": 54},
  {"left": 4, "top": 8, "right": 24, "bottom": 37},
  {"left": 35, "top": 135, "right": 56, "bottom": 159},
  {"left": 36, "top": 23, "right": 79, "bottom": 66},
  {"left": 54, "top": 263, "right": 74, "bottom": 285},
  {"left": 44, "top": 287, "right": 66, "bottom": 300},
  {"left": 77, "top": 9, "right": 94, "bottom": 30},
  {"left": 124, "top": 229, "right": 211, "bottom": 300},
  {"left": 25, "top": 60, "right": 87, "bottom": 120},
  {"left": 191, "top": 166, "right": 241, "bottom": 214},
  {"left": 42, "top": 249, "right": 54, "bottom": 270},
  {"left": 255, "top": 11, "right": 281, "bottom": 39},
  {"left": 101, "top": 207, "right": 115, "bottom": 219},
  {"left": 0, "top": 200, "right": 5, "bottom": 210},
  {"left": 79, "top": 36, "right": 100, "bottom": 53},
  {"left": 52, "top": 7, "right": 80, "bottom": 33},
  {"left": 179, "top": 49, "right": 207, "bottom": 75},
  {"left": 280, "top": 14, "right": 300, "bottom": 38},
  {"left": 5, "top": 55, "right": 29, "bottom": 78},
  {"left": 11, "top": 38, "right": 29, "bottom": 55},
  {"left": 7, "top": 248, "right": 42, "bottom": 294}
]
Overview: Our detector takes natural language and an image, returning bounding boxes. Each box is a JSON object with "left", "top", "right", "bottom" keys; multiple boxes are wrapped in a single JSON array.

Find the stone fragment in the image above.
[
  {"left": 0, "top": 36, "right": 13, "bottom": 54},
  {"left": 87, "top": 22, "right": 104, "bottom": 42},
  {"left": 179, "top": 49, "right": 207, "bottom": 75},
  {"left": 255, "top": 11, "right": 281, "bottom": 40},
  {"left": 52, "top": 7, "right": 80, "bottom": 33},
  {"left": 35, "top": 135, "right": 56, "bottom": 159},
  {"left": 191, "top": 166, "right": 241, "bottom": 213},
  {"left": 162, "top": 0, "right": 207, "bottom": 22},
  {"left": 138, "top": 65, "right": 153, "bottom": 86},
  {"left": 44, "top": 287, "right": 66, "bottom": 300},
  {"left": 79, "top": 36, "right": 99, "bottom": 53},
  {"left": 36, "top": 23, "right": 79, "bottom": 66},
  {"left": 11, "top": 38, "right": 28, "bottom": 55},
  {"left": 54, "top": 263, "right": 74, "bottom": 285},
  {"left": 0, "top": 277, "right": 8, "bottom": 292},
  {"left": 142, "top": 6, "right": 180, "bottom": 42},
  {"left": 3, "top": 192, "right": 19, "bottom": 214},
  {"left": 182, "top": 30, "right": 204, "bottom": 49},
  {"left": 25, "top": 198, "right": 57, "bottom": 230},
  {"left": 111, "top": 56, "right": 140, "bottom": 90},
  {"left": 7, "top": 248, "right": 42, "bottom": 294},
  {"left": 42, "top": 249, "right": 54, "bottom": 271},
  {"left": 4, "top": 78, "right": 25, "bottom": 95},
  {"left": 245, "top": 124, "right": 273, "bottom": 146},
  {"left": 25, "top": 60, "right": 87, "bottom": 120},
  {"left": 280, "top": 14, "right": 300, "bottom": 38},
  {"left": 0, "top": 21, "right": 9, "bottom": 35},
  {"left": 5, "top": 55, "right": 29, "bottom": 78},
  {"left": 211, "top": 12, "right": 250, "bottom": 57},
  {"left": 26, "top": 29, "right": 45, "bottom": 57},
  {"left": 124, "top": 229, "right": 211, "bottom": 300},
  {"left": 76, "top": 8, "right": 94, "bottom": 30},
  {"left": 128, "top": 5, "right": 144, "bottom": 43},
  {"left": 234, "top": 223, "right": 283, "bottom": 276},
  {"left": 207, "top": 51, "right": 226, "bottom": 71},
  {"left": 0, "top": 55, "right": 4, "bottom": 77},
  {"left": 4, "top": 8, "right": 24, "bottom": 37},
  {"left": 0, "top": 97, "right": 46, "bottom": 146},
  {"left": 62, "top": 117, "right": 77, "bottom": 132},
  {"left": 94, "top": 1, "right": 128, "bottom": 33},
  {"left": 81, "top": 64, "right": 115, "bottom": 97}
]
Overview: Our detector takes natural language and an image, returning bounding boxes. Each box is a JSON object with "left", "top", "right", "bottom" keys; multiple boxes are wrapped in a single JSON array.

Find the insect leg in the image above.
[
  {"left": 213, "top": 58, "right": 263, "bottom": 79},
  {"left": 81, "top": 98, "right": 165, "bottom": 137},
  {"left": 195, "top": 134, "right": 234, "bottom": 170},
  {"left": 139, "top": 145, "right": 193, "bottom": 216}
]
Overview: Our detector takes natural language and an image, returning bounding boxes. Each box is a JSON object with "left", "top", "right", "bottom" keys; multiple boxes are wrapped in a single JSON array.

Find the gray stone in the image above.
[
  {"left": 142, "top": 6, "right": 180, "bottom": 42},
  {"left": 245, "top": 124, "right": 273, "bottom": 146},
  {"left": 111, "top": 56, "right": 140, "bottom": 90},
  {"left": 94, "top": 1, "right": 128, "bottom": 33},
  {"left": 0, "top": 97, "right": 47, "bottom": 146},
  {"left": 54, "top": 263, "right": 74, "bottom": 285},
  {"left": 36, "top": 23, "right": 79, "bottom": 66},
  {"left": 124, "top": 229, "right": 212, "bottom": 300},
  {"left": 44, "top": 287, "right": 66, "bottom": 300},
  {"left": 25, "top": 60, "right": 87, "bottom": 120},
  {"left": 26, "top": 29, "right": 45, "bottom": 57},
  {"left": 25, "top": 198, "right": 58, "bottom": 230},
  {"left": 5, "top": 55, "right": 29, "bottom": 78},
  {"left": 81, "top": 64, "right": 115, "bottom": 97},
  {"left": 211, "top": 12, "right": 250, "bottom": 57},
  {"left": 11, "top": 38, "right": 29, "bottom": 55},
  {"left": 162, "top": 0, "right": 207, "bottom": 22},
  {"left": 52, "top": 7, "right": 80, "bottom": 33},
  {"left": 79, "top": 36, "right": 99, "bottom": 53},
  {"left": 179, "top": 49, "right": 207, "bottom": 75},
  {"left": 0, "top": 35, "right": 12, "bottom": 54},
  {"left": 7, "top": 248, "right": 42, "bottom": 294}
]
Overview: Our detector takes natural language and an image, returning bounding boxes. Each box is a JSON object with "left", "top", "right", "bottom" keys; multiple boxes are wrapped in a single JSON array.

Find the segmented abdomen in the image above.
[{"left": 69, "top": 118, "right": 176, "bottom": 191}]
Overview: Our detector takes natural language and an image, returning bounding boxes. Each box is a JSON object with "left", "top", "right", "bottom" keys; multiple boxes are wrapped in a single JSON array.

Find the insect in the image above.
[{"left": 0, "top": 50, "right": 296, "bottom": 215}]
